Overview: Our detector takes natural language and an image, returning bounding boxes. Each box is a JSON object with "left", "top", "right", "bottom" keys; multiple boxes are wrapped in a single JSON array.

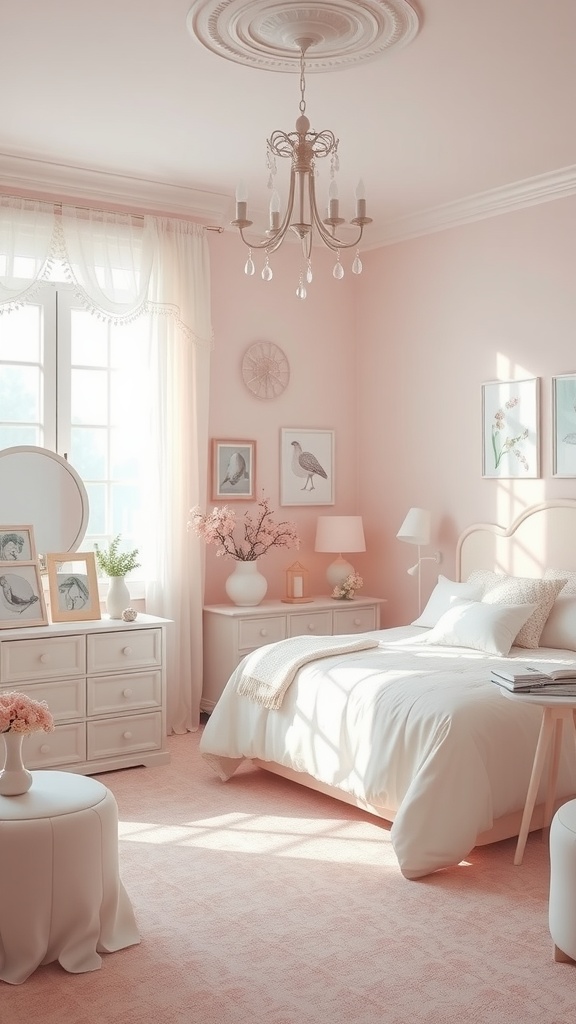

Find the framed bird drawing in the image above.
[
  {"left": 280, "top": 428, "right": 334, "bottom": 506},
  {"left": 211, "top": 439, "right": 256, "bottom": 500},
  {"left": 0, "top": 560, "right": 48, "bottom": 628}
]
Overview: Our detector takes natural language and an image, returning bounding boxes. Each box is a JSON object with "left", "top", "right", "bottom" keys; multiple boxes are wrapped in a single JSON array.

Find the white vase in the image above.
[
  {"left": 106, "top": 576, "right": 131, "bottom": 619},
  {"left": 225, "top": 560, "right": 268, "bottom": 607},
  {"left": 0, "top": 731, "right": 33, "bottom": 796}
]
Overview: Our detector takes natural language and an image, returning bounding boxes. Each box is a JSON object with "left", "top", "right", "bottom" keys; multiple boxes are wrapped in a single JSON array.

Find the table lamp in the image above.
[{"left": 315, "top": 515, "right": 366, "bottom": 588}]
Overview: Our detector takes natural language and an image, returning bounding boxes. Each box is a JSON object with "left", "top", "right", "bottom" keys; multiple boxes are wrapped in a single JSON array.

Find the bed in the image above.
[{"left": 199, "top": 500, "right": 576, "bottom": 879}]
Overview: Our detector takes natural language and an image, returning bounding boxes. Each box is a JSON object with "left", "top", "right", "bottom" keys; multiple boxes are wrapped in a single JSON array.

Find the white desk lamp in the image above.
[
  {"left": 396, "top": 507, "right": 440, "bottom": 614},
  {"left": 315, "top": 515, "right": 366, "bottom": 588}
]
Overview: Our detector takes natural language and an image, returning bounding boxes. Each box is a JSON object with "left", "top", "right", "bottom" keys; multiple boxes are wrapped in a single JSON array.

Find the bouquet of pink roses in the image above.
[{"left": 0, "top": 691, "right": 54, "bottom": 734}]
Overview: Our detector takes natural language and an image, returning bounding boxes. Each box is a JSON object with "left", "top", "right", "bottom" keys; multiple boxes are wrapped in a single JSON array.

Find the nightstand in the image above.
[{"left": 201, "top": 595, "right": 385, "bottom": 712}]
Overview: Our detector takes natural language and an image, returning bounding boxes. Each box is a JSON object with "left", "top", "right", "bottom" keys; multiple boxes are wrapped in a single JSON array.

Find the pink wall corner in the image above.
[
  {"left": 355, "top": 196, "right": 576, "bottom": 626},
  {"left": 205, "top": 231, "right": 366, "bottom": 604}
]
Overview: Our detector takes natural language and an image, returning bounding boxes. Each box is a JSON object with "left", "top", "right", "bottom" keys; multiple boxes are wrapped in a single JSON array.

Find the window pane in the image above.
[
  {"left": 85, "top": 483, "right": 106, "bottom": 536},
  {"left": 0, "top": 365, "right": 41, "bottom": 420},
  {"left": 71, "top": 310, "right": 108, "bottom": 366},
  {"left": 0, "top": 305, "right": 41, "bottom": 362},
  {"left": 69, "top": 426, "right": 107, "bottom": 479},
  {"left": 111, "top": 484, "right": 140, "bottom": 541},
  {"left": 0, "top": 425, "right": 41, "bottom": 447},
  {"left": 71, "top": 369, "right": 108, "bottom": 425}
]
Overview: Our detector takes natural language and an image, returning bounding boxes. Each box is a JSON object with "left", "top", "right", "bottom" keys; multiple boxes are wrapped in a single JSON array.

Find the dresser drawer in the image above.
[
  {"left": 0, "top": 635, "right": 85, "bottom": 684},
  {"left": 87, "top": 670, "right": 162, "bottom": 717},
  {"left": 87, "top": 711, "right": 163, "bottom": 760},
  {"left": 1, "top": 678, "right": 85, "bottom": 722},
  {"left": 24, "top": 722, "right": 86, "bottom": 769},
  {"left": 333, "top": 605, "right": 377, "bottom": 634},
  {"left": 87, "top": 628, "right": 162, "bottom": 674},
  {"left": 288, "top": 610, "right": 332, "bottom": 636},
  {"left": 238, "top": 616, "right": 286, "bottom": 651}
]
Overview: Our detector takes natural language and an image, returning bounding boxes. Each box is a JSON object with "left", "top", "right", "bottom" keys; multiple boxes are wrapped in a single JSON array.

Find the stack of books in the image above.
[{"left": 491, "top": 663, "right": 576, "bottom": 694}]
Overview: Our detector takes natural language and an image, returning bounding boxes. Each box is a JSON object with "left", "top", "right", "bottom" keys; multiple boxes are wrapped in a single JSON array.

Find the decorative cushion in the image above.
[
  {"left": 466, "top": 569, "right": 508, "bottom": 595},
  {"left": 540, "top": 596, "right": 576, "bottom": 651},
  {"left": 411, "top": 575, "right": 484, "bottom": 628},
  {"left": 480, "top": 576, "right": 567, "bottom": 649},
  {"left": 543, "top": 569, "right": 576, "bottom": 596},
  {"left": 420, "top": 600, "right": 537, "bottom": 656}
]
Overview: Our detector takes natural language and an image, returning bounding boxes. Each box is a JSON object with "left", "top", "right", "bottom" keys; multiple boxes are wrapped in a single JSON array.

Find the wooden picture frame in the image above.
[
  {"left": 46, "top": 552, "right": 101, "bottom": 622},
  {"left": 552, "top": 373, "right": 576, "bottom": 477},
  {"left": 0, "top": 525, "right": 37, "bottom": 563},
  {"left": 211, "top": 439, "right": 256, "bottom": 500},
  {"left": 481, "top": 378, "right": 540, "bottom": 479},
  {"left": 0, "top": 561, "right": 48, "bottom": 628},
  {"left": 280, "top": 428, "right": 335, "bottom": 506}
]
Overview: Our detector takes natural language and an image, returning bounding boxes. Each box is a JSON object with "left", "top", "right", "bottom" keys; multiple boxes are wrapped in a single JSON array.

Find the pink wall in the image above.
[
  {"left": 205, "top": 230, "right": 367, "bottom": 603},
  {"left": 356, "top": 195, "right": 576, "bottom": 624}
]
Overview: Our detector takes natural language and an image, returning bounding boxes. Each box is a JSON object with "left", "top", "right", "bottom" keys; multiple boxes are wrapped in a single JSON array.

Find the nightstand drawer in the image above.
[
  {"left": 1, "top": 635, "right": 85, "bottom": 683},
  {"left": 87, "top": 628, "right": 162, "bottom": 673},
  {"left": 288, "top": 610, "right": 332, "bottom": 636},
  {"left": 333, "top": 605, "right": 377, "bottom": 634},
  {"left": 238, "top": 616, "right": 286, "bottom": 650}
]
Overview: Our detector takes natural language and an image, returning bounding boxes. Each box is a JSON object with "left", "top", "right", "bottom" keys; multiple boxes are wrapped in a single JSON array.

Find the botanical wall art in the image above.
[
  {"left": 552, "top": 373, "right": 576, "bottom": 477},
  {"left": 211, "top": 439, "right": 256, "bottom": 500},
  {"left": 46, "top": 552, "right": 101, "bottom": 622},
  {"left": 482, "top": 378, "right": 540, "bottom": 479},
  {"left": 280, "top": 428, "right": 334, "bottom": 506}
]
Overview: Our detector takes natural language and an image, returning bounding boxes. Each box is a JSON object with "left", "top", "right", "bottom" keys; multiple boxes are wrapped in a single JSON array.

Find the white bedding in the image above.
[{"left": 200, "top": 625, "right": 576, "bottom": 879}]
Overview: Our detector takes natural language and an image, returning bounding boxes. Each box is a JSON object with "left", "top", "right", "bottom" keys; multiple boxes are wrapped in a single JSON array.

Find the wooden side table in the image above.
[{"left": 500, "top": 689, "right": 576, "bottom": 865}]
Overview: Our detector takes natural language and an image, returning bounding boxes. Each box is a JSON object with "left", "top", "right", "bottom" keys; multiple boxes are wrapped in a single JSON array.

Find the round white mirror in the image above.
[{"left": 0, "top": 446, "right": 89, "bottom": 555}]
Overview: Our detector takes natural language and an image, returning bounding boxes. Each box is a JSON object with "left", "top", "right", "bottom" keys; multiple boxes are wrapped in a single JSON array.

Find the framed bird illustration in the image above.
[
  {"left": 280, "top": 428, "right": 334, "bottom": 506},
  {"left": 211, "top": 439, "right": 256, "bottom": 500},
  {"left": 0, "top": 560, "right": 48, "bottom": 628}
]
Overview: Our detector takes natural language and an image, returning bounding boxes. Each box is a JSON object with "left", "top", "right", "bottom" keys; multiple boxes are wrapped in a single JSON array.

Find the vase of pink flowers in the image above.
[
  {"left": 0, "top": 692, "right": 54, "bottom": 796},
  {"left": 188, "top": 496, "right": 300, "bottom": 607}
]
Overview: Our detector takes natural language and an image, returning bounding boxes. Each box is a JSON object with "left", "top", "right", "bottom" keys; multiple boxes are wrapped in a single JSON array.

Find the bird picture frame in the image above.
[
  {"left": 0, "top": 558, "right": 48, "bottom": 628},
  {"left": 211, "top": 439, "right": 256, "bottom": 501},
  {"left": 280, "top": 428, "right": 334, "bottom": 506}
]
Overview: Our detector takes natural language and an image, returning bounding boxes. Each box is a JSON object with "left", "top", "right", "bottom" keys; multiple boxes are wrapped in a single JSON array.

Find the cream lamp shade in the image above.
[
  {"left": 395, "top": 507, "right": 431, "bottom": 547},
  {"left": 315, "top": 515, "right": 366, "bottom": 588}
]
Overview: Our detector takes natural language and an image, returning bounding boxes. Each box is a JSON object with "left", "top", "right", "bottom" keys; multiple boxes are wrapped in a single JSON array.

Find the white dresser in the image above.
[
  {"left": 0, "top": 614, "right": 171, "bottom": 774},
  {"left": 202, "top": 595, "right": 385, "bottom": 712}
]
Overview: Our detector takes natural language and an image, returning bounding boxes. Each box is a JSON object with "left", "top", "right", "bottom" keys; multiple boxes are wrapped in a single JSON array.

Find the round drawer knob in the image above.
[
  {"left": 259, "top": 628, "right": 268, "bottom": 637},
  {"left": 354, "top": 618, "right": 361, "bottom": 627},
  {"left": 39, "top": 653, "right": 50, "bottom": 664},
  {"left": 40, "top": 744, "right": 50, "bottom": 754},
  {"left": 307, "top": 624, "right": 316, "bottom": 631},
  {"left": 123, "top": 731, "right": 133, "bottom": 740},
  {"left": 122, "top": 646, "right": 132, "bottom": 656},
  {"left": 122, "top": 688, "right": 133, "bottom": 698}
]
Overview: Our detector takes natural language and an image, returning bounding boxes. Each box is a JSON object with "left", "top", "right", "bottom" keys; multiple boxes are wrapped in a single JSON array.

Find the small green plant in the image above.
[{"left": 94, "top": 535, "right": 140, "bottom": 577}]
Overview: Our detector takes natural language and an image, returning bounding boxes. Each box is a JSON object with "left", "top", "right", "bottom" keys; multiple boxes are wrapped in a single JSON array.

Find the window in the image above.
[{"left": 0, "top": 283, "right": 150, "bottom": 565}]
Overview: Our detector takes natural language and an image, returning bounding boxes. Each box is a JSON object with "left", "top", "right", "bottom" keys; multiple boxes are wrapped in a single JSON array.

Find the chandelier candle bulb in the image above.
[
  {"left": 269, "top": 190, "right": 281, "bottom": 230},
  {"left": 329, "top": 180, "right": 339, "bottom": 220}
]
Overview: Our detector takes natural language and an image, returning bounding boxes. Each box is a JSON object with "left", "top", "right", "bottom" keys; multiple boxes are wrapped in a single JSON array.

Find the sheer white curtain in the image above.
[{"left": 0, "top": 195, "right": 212, "bottom": 731}]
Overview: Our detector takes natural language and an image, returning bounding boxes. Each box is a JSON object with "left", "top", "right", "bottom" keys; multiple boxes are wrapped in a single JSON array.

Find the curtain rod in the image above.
[{"left": 1, "top": 194, "right": 224, "bottom": 232}]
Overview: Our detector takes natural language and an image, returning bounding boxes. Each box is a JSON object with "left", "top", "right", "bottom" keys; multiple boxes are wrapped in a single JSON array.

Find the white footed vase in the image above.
[
  {"left": 0, "top": 731, "right": 33, "bottom": 796},
  {"left": 106, "top": 576, "right": 131, "bottom": 619},
  {"left": 225, "top": 560, "right": 268, "bottom": 607}
]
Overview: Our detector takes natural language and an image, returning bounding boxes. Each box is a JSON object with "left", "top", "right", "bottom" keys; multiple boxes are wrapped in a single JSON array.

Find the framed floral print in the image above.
[
  {"left": 552, "top": 373, "right": 576, "bottom": 477},
  {"left": 482, "top": 378, "right": 540, "bottom": 479}
]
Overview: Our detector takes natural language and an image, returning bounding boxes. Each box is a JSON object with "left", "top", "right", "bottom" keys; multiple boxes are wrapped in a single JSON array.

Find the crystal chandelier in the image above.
[{"left": 232, "top": 38, "right": 372, "bottom": 300}]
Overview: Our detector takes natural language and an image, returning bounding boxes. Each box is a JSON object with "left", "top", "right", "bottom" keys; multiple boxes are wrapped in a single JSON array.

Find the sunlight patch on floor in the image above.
[{"left": 118, "top": 812, "right": 395, "bottom": 866}]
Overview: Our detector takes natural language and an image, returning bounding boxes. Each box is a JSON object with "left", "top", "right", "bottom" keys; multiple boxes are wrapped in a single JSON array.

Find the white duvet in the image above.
[{"left": 200, "top": 626, "right": 576, "bottom": 878}]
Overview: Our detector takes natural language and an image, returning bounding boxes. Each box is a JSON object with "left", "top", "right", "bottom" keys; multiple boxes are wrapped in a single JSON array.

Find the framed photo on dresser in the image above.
[
  {"left": 46, "top": 552, "right": 101, "bottom": 622},
  {"left": 0, "top": 561, "right": 48, "bottom": 628}
]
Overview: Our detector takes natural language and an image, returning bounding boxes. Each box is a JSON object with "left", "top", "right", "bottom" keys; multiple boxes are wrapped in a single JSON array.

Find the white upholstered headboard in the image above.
[{"left": 456, "top": 500, "right": 576, "bottom": 582}]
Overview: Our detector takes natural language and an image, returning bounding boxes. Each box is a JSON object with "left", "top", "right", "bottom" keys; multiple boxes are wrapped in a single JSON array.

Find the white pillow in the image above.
[
  {"left": 421, "top": 600, "right": 537, "bottom": 656},
  {"left": 540, "top": 595, "right": 576, "bottom": 651},
  {"left": 411, "top": 575, "right": 484, "bottom": 628},
  {"left": 480, "top": 576, "right": 566, "bottom": 649}
]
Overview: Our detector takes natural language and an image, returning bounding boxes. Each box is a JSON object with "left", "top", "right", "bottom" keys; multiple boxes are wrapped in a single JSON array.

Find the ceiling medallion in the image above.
[{"left": 186, "top": 1, "right": 420, "bottom": 73}]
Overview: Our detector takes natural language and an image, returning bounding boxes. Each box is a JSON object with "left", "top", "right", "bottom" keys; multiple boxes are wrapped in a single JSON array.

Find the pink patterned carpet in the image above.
[{"left": 3, "top": 728, "right": 576, "bottom": 1024}]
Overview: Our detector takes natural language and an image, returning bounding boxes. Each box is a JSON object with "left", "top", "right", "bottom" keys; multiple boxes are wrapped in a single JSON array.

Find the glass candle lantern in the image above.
[{"left": 282, "top": 561, "right": 313, "bottom": 603}]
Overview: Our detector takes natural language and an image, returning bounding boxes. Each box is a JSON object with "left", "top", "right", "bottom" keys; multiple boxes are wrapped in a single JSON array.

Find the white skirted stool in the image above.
[{"left": 549, "top": 799, "right": 576, "bottom": 963}]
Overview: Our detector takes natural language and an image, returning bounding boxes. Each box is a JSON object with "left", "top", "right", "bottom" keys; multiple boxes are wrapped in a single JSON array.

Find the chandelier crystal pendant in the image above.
[{"left": 231, "top": 37, "right": 372, "bottom": 299}]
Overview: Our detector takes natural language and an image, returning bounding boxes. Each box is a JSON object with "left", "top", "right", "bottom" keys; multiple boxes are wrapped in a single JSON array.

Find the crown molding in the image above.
[
  {"left": 2, "top": 153, "right": 576, "bottom": 246},
  {"left": 367, "top": 165, "right": 576, "bottom": 248},
  {"left": 0, "top": 154, "right": 230, "bottom": 225}
]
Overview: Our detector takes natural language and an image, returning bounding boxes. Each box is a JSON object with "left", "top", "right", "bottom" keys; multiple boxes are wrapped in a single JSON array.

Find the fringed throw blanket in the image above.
[{"left": 236, "top": 634, "right": 380, "bottom": 710}]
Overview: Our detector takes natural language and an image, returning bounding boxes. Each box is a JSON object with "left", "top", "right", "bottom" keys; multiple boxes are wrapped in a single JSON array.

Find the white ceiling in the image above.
[{"left": 2, "top": 0, "right": 576, "bottom": 248}]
